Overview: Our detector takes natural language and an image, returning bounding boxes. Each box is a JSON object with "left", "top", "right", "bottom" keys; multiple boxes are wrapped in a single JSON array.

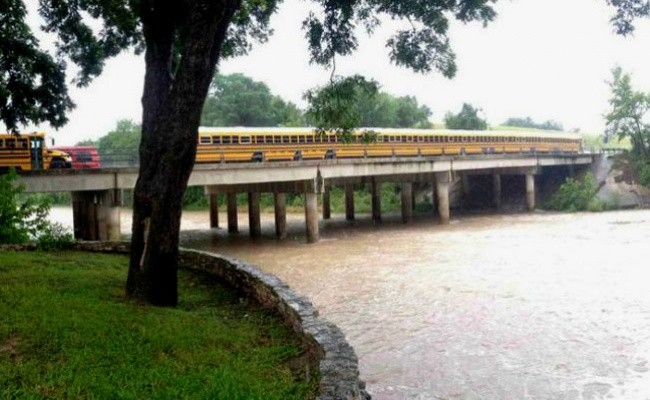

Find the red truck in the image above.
[{"left": 52, "top": 146, "right": 101, "bottom": 169}]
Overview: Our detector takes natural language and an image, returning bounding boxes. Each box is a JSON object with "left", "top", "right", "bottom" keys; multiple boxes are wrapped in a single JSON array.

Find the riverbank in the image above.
[{"left": 0, "top": 251, "right": 317, "bottom": 399}]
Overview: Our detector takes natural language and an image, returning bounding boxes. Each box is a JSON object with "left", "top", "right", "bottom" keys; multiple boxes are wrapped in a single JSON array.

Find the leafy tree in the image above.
[
  {"left": 605, "top": 67, "right": 650, "bottom": 159},
  {"left": 444, "top": 103, "right": 488, "bottom": 130},
  {"left": 97, "top": 120, "right": 142, "bottom": 165},
  {"left": 201, "top": 73, "right": 305, "bottom": 127},
  {"left": 606, "top": 0, "right": 650, "bottom": 35},
  {"left": 350, "top": 92, "right": 432, "bottom": 128},
  {"left": 503, "top": 117, "right": 563, "bottom": 131},
  {"left": 1, "top": 1, "right": 644, "bottom": 306},
  {"left": 0, "top": 170, "right": 50, "bottom": 244}
]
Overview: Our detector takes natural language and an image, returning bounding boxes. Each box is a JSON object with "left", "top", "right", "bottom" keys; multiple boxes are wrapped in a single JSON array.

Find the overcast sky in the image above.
[{"left": 22, "top": 0, "right": 650, "bottom": 146}]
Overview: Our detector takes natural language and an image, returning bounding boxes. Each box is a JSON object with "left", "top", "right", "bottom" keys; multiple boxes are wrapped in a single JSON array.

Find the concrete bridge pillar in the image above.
[
  {"left": 209, "top": 193, "right": 219, "bottom": 228},
  {"left": 274, "top": 192, "right": 287, "bottom": 239},
  {"left": 401, "top": 182, "right": 413, "bottom": 223},
  {"left": 323, "top": 185, "right": 331, "bottom": 220},
  {"left": 493, "top": 174, "right": 502, "bottom": 210},
  {"left": 345, "top": 183, "right": 355, "bottom": 221},
  {"left": 248, "top": 192, "right": 261, "bottom": 238},
  {"left": 526, "top": 173, "right": 536, "bottom": 211},
  {"left": 305, "top": 192, "right": 319, "bottom": 243},
  {"left": 227, "top": 193, "right": 238, "bottom": 233},
  {"left": 436, "top": 172, "right": 451, "bottom": 225},
  {"left": 371, "top": 178, "right": 382, "bottom": 223},
  {"left": 411, "top": 182, "right": 417, "bottom": 212},
  {"left": 71, "top": 189, "right": 121, "bottom": 241}
]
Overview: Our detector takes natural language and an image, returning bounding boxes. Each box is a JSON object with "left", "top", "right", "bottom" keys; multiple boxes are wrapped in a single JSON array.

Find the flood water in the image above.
[{"left": 49, "top": 206, "right": 650, "bottom": 400}]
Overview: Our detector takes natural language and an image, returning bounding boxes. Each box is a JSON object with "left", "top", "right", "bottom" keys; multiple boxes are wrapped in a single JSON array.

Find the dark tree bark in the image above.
[{"left": 126, "top": 1, "right": 240, "bottom": 306}]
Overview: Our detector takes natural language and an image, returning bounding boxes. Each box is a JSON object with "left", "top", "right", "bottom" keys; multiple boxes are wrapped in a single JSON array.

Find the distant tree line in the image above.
[{"left": 503, "top": 117, "right": 564, "bottom": 131}]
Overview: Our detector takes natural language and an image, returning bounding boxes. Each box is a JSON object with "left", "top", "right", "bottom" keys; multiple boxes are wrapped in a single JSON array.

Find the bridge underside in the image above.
[{"left": 17, "top": 154, "right": 595, "bottom": 243}]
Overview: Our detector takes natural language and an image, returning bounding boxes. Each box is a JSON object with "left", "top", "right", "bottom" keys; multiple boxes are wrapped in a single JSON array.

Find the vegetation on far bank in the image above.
[{"left": 0, "top": 251, "right": 317, "bottom": 400}]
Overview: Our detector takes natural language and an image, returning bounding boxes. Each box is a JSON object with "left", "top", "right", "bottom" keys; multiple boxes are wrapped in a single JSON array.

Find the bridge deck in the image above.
[{"left": 17, "top": 153, "right": 594, "bottom": 193}]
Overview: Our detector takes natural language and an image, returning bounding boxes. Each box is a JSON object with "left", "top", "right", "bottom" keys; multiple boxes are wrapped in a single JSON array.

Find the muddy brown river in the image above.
[{"left": 50, "top": 207, "right": 650, "bottom": 399}]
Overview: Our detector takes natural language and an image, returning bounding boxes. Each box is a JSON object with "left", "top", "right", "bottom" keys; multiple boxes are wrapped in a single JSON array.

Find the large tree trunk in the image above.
[{"left": 126, "top": 1, "right": 239, "bottom": 306}]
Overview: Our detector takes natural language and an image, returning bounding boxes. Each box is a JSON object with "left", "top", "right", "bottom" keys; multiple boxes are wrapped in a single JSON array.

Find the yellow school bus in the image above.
[
  {"left": 195, "top": 127, "right": 583, "bottom": 163},
  {"left": 0, "top": 132, "right": 72, "bottom": 172}
]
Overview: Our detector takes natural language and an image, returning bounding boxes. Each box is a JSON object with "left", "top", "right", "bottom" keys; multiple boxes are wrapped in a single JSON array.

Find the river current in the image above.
[{"left": 49, "top": 207, "right": 650, "bottom": 400}]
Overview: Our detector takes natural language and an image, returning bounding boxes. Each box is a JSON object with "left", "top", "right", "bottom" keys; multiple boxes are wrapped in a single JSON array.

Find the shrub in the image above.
[
  {"left": 36, "top": 222, "right": 75, "bottom": 251},
  {"left": 0, "top": 170, "right": 51, "bottom": 244},
  {"left": 546, "top": 173, "right": 603, "bottom": 212},
  {"left": 637, "top": 163, "right": 650, "bottom": 187}
]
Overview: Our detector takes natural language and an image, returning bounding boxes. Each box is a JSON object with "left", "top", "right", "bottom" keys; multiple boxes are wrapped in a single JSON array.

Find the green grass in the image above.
[{"left": 0, "top": 251, "right": 317, "bottom": 400}]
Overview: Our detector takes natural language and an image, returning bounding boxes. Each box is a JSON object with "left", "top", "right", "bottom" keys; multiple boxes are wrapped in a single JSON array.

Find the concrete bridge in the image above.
[{"left": 17, "top": 153, "right": 596, "bottom": 243}]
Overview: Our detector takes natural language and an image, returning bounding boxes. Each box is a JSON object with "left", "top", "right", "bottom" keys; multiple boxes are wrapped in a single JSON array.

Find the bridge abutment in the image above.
[{"left": 71, "top": 190, "right": 121, "bottom": 241}]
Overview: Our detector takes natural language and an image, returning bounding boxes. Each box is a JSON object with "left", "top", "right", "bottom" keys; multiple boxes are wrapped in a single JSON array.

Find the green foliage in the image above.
[
  {"left": 0, "top": 170, "right": 50, "bottom": 244},
  {"left": 638, "top": 164, "right": 650, "bottom": 187},
  {"left": 0, "top": 0, "right": 73, "bottom": 132},
  {"left": 503, "top": 117, "right": 563, "bottom": 131},
  {"left": 606, "top": 0, "right": 650, "bottom": 35},
  {"left": 0, "top": 251, "right": 316, "bottom": 399},
  {"left": 201, "top": 73, "right": 306, "bottom": 127},
  {"left": 96, "top": 119, "right": 142, "bottom": 164},
  {"left": 305, "top": 75, "right": 380, "bottom": 141},
  {"left": 546, "top": 173, "right": 606, "bottom": 212},
  {"left": 444, "top": 103, "right": 488, "bottom": 130},
  {"left": 36, "top": 222, "right": 75, "bottom": 251},
  {"left": 605, "top": 67, "right": 650, "bottom": 159}
]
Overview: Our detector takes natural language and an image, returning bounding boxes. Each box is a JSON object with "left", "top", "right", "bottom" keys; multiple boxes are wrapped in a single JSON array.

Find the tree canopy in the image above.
[
  {"left": 605, "top": 66, "right": 650, "bottom": 159},
  {"left": 503, "top": 117, "right": 564, "bottom": 131},
  {"left": 201, "top": 73, "right": 304, "bottom": 127},
  {"left": 444, "top": 103, "right": 488, "bottom": 130}
]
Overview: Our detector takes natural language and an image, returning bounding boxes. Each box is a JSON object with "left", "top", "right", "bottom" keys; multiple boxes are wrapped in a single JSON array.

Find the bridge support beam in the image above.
[
  {"left": 371, "top": 178, "right": 381, "bottom": 223},
  {"left": 526, "top": 173, "right": 536, "bottom": 211},
  {"left": 411, "top": 182, "right": 417, "bottom": 212},
  {"left": 401, "top": 182, "right": 413, "bottom": 223},
  {"left": 345, "top": 183, "right": 355, "bottom": 221},
  {"left": 227, "top": 193, "right": 238, "bottom": 233},
  {"left": 71, "top": 190, "right": 121, "bottom": 241},
  {"left": 305, "top": 192, "right": 319, "bottom": 243},
  {"left": 274, "top": 192, "right": 287, "bottom": 239},
  {"left": 322, "top": 185, "right": 331, "bottom": 220},
  {"left": 436, "top": 172, "right": 451, "bottom": 225},
  {"left": 461, "top": 174, "right": 471, "bottom": 209},
  {"left": 209, "top": 193, "right": 219, "bottom": 228},
  {"left": 248, "top": 192, "right": 261, "bottom": 238},
  {"left": 493, "top": 174, "right": 502, "bottom": 210}
]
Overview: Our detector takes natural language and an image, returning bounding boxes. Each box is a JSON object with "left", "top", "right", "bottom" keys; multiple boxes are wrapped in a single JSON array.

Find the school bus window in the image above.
[
  {"left": 265, "top": 136, "right": 273, "bottom": 144},
  {"left": 255, "top": 136, "right": 264, "bottom": 144},
  {"left": 306, "top": 135, "right": 314, "bottom": 143},
  {"left": 241, "top": 136, "right": 250, "bottom": 144},
  {"left": 7, "top": 139, "right": 15, "bottom": 148},
  {"left": 281, "top": 135, "right": 289, "bottom": 143},
  {"left": 222, "top": 136, "right": 231, "bottom": 144},
  {"left": 298, "top": 135, "right": 306, "bottom": 144},
  {"left": 200, "top": 136, "right": 211, "bottom": 144},
  {"left": 212, "top": 136, "right": 221, "bottom": 144},
  {"left": 232, "top": 136, "right": 240, "bottom": 144},
  {"left": 327, "top": 135, "right": 335, "bottom": 143}
]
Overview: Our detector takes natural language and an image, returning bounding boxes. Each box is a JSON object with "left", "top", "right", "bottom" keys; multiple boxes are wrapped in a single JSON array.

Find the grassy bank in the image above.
[{"left": 0, "top": 251, "right": 316, "bottom": 399}]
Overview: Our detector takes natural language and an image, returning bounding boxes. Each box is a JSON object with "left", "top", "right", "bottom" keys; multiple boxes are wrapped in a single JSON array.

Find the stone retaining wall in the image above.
[{"left": 1, "top": 242, "right": 369, "bottom": 400}]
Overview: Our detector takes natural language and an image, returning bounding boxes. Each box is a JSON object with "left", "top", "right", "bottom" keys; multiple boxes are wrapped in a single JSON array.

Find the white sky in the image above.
[{"left": 21, "top": 0, "right": 650, "bottom": 146}]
